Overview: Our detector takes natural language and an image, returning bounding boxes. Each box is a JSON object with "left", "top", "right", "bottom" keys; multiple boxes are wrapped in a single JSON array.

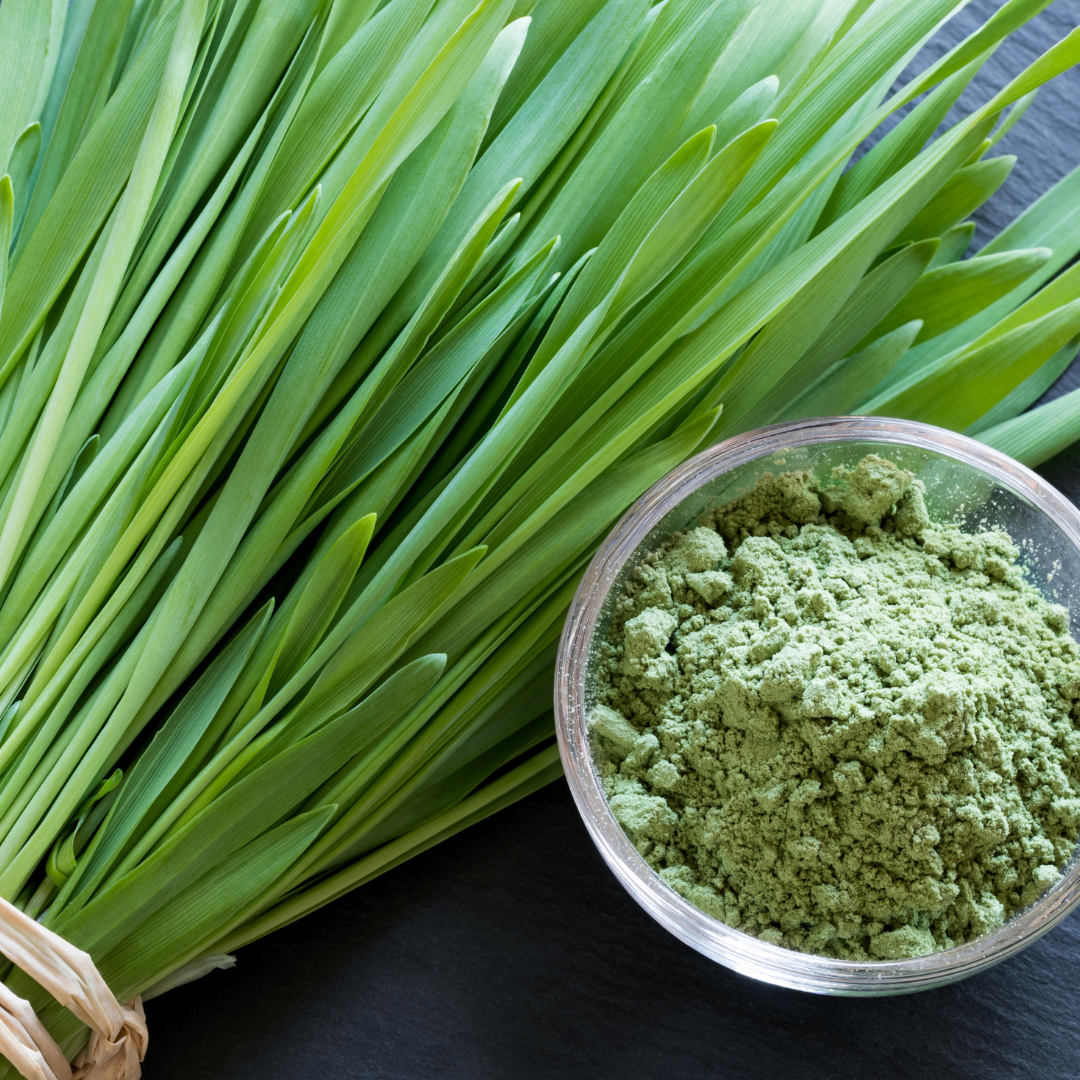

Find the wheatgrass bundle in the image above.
[{"left": 0, "top": 0, "right": 1078, "bottom": 1071}]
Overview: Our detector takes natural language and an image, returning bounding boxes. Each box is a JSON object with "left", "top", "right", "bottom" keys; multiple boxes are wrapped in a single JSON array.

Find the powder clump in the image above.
[{"left": 592, "top": 455, "right": 1080, "bottom": 960}]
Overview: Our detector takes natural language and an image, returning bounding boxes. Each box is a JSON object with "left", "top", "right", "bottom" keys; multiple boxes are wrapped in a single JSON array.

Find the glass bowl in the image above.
[{"left": 554, "top": 416, "right": 1080, "bottom": 995}]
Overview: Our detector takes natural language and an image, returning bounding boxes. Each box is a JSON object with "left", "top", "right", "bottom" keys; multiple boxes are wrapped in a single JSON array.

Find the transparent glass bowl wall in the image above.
[{"left": 555, "top": 417, "right": 1080, "bottom": 995}]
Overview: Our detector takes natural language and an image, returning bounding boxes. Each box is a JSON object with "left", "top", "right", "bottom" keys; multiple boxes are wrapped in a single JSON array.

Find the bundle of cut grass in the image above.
[{"left": 0, "top": 0, "right": 1078, "bottom": 1069}]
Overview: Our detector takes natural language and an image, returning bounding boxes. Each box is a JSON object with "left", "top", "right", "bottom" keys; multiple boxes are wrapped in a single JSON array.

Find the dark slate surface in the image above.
[{"left": 144, "top": 4, "right": 1080, "bottom": 1077}]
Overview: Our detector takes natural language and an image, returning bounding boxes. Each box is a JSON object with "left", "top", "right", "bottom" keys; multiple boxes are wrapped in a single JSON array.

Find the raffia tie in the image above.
[{"left": 0, "top": 898, "right": 147, "bottom": 1080}]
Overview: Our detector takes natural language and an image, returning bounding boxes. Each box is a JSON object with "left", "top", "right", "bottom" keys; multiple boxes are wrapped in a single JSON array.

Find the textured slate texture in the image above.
[{"left": 144, "top": 3, "right": 1080, "bottom": 1077}]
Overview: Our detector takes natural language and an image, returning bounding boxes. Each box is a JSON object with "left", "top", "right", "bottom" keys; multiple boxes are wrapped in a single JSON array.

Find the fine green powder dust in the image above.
[{"left": 591, "top": 455, "right": 1080, "bottom": 960}]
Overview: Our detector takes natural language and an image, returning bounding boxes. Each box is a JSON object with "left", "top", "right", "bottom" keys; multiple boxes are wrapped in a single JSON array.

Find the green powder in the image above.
[{"left": 591, "top": 455, "right": 1080, "bottom": 960}]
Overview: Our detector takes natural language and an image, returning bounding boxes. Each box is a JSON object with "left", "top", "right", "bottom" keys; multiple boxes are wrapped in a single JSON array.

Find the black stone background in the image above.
[{"left": 145, "top": 3, "right": 1080, "bottom": 1077}]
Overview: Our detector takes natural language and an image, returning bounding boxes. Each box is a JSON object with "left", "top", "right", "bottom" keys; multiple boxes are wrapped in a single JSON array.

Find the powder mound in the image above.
[{"left": 592, "top": 456, "right": 1080, "bottom": 961}]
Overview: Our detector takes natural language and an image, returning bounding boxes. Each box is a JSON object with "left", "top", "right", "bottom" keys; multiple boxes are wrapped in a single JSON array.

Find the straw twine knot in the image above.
[
  {"left": 0, "top": 899, "right": 148, "bottom": 1080},
  {"left": 70, "top": 999, "right": 147, "bottom": 1080}
]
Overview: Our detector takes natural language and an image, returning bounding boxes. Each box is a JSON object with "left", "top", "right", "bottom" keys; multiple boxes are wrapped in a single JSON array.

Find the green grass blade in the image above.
[
  {"left": 272, "top": 516, "right": 375, "bottom": 690},
  {"left": 0, "top": 0, "right": 209, "bottom": 594},
  {"left": 383, "top": 0, "right": 649, "bottom": 333},
  {"left": 753, "top": 239, "right": 938, "bottom": 425},
  {"left": 0, "top": 0, "right": 60, "bottom": 173},
  {"left": 967, "top": 339, "right": 1080, "bottom": 435},
  {"left": 5, "top": 124, "right": 41, "bottom": 248},
  {"left": 214, "top": 744, "right": 562, "bottom": 951},
  {"left": 294, "top": 19, "right": 529, "bottom": 445},
  {"left": 55, "top": 600, "right": 276, "bottom": 909},
  {"left": 927, "top": 221, "right": 975, "bottom": 267},
  {"left": 0, "top": 0, "right": 185, "bottom": 378},
  {"left": 19, "top": 0, "right": 139, "bottom": 253},
  {"left": 517, "top": 0, "right": 756, "bottom": 274},
  {"left": 893, "top": 155, "right": 1015, "bottom": 245},
  {"left": 0, "top": 177, "right": 10, "bottom": 320},
  {"left": 978, "top": 384, "right": 1080, "bottom": 467},
  {"left": 103, "top": 806, "right": 334, "bottom": 1002},
  {"left": 782, "top": 321, "right": 923, "bottom": 420},
  {"left": 858, "top": 247, "right": 1050, "bottom": 348},
  {"left": 819, "top": 59, "right": 981, "bottom": 231},
  {"left": 862, "top": 299, "right": 1080, "bottom": 429}
]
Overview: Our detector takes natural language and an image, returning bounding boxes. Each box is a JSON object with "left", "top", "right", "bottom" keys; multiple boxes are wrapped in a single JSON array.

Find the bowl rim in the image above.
[{"left": 554, "top": 415, "right": 1080, "bottom": 995}]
